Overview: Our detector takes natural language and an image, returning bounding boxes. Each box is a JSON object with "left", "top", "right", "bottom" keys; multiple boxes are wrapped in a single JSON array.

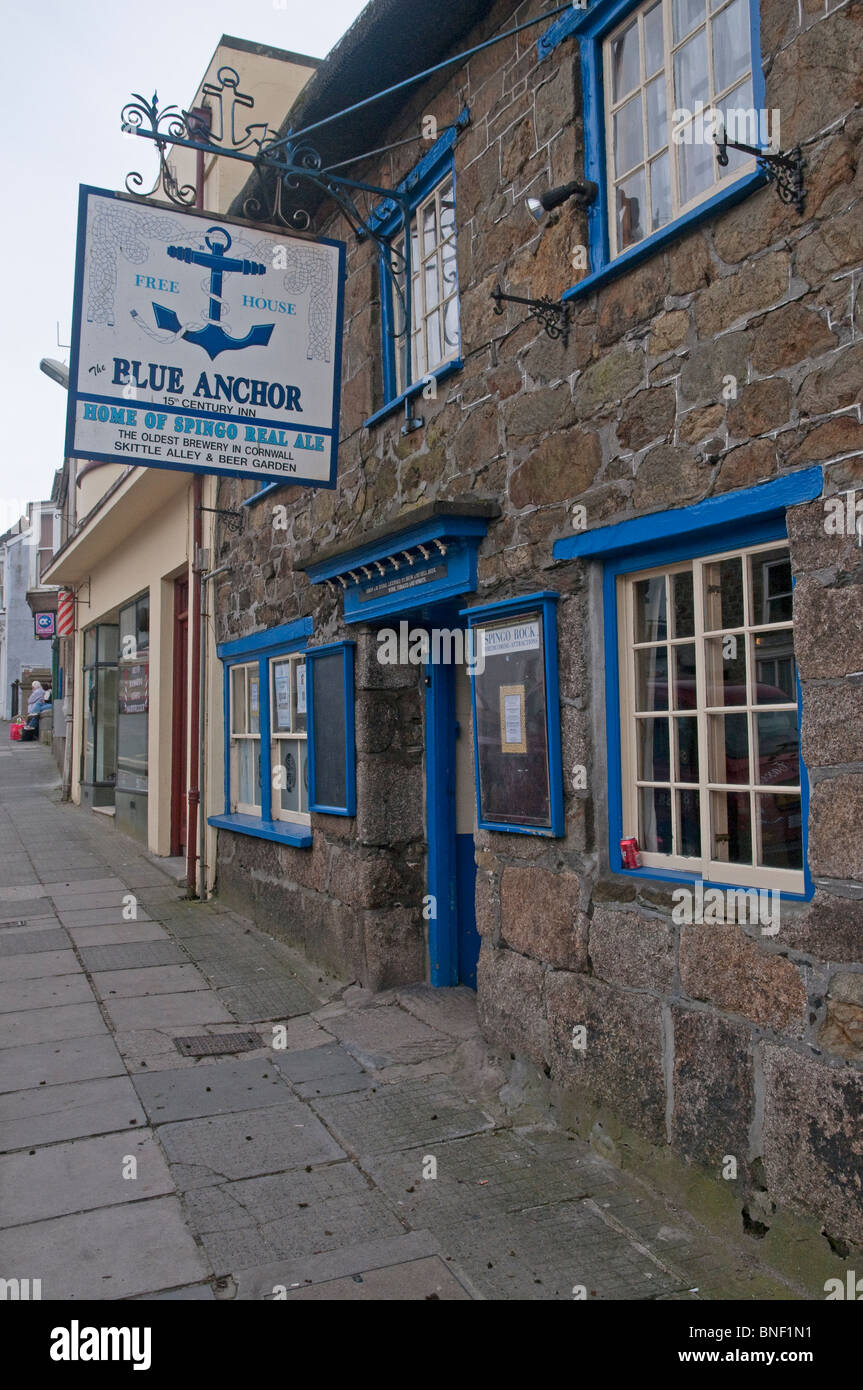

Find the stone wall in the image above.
[{"left": 213, "top": 0, "right": 863, "bottom": 1248}]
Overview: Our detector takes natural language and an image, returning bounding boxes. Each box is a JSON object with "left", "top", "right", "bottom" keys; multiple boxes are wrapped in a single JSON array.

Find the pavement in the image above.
[{"left": 0, "top": 734, "right": 807, "bottom": 1301}]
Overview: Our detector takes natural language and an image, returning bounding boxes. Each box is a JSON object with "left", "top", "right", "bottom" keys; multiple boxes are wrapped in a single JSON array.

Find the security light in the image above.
[{"left": 526, "top": 179, "right": 599, "bottom": 222}]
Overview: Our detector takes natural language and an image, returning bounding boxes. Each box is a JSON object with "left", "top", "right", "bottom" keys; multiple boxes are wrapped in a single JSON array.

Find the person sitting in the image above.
[{"left": 24, "top": 681, "right": 52, "bottom": 734}]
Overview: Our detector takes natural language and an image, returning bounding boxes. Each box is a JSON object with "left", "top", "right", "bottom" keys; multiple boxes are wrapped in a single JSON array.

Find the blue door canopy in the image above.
[{"left": 301, "top": 500, "right": 499, "bottom": 623}]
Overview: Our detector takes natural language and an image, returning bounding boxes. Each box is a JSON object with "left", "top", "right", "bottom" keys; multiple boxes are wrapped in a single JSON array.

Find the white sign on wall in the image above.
[{"left": 65, "top": 186, "right": 346, "bottom": 487}]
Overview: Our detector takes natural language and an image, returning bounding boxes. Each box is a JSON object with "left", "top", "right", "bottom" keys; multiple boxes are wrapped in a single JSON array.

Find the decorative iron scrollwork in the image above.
[
  {"left": 490, "top": 284, "right": 569, "bottom": 344},
  {"left": 715, "top": 132, "right": 807, "bottom": 216}
]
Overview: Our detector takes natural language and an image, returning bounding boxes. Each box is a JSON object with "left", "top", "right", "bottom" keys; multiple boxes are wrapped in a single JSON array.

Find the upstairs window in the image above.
[
  {"left": 604, "top": 0, "right": 756, "bottom": 256},
  {"left": 391, "top": 175, "right": 460, "bottom": 396}
]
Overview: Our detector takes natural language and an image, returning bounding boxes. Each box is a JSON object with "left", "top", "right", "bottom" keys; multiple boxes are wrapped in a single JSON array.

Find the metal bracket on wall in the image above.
[
  {"left": 715, "top": 133, "right": 807, "bottom": 215},
  {"left": 74, "top": 579, "right": 91, "bottom": 610},
  {"left": 196, "top": 505, "right": 244, "bottom": 534},
  {"left": 490, "top": 283, "right": 569, "bottom": 345}
]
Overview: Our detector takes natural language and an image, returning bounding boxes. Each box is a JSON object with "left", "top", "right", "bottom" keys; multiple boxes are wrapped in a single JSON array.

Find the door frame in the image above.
[{"left": 170, "top": 577, "right": 189, "bottom": 857}]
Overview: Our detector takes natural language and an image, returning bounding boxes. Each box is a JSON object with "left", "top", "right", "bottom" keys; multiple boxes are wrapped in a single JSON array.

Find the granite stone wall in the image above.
[{"left": 213, "top": 0, "right": 863, "bottom": 1246}]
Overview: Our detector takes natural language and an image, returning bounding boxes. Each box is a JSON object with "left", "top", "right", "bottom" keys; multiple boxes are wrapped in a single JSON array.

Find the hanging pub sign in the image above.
[
  {"left": 34, "top": 612, "right": 56, "bottom": 640},
  {"left": 65, "top": 186, "right": 346, "bottom": 487}
]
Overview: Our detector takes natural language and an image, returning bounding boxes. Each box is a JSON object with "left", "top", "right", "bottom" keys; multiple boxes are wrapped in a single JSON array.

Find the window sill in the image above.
[
  {"left": 562, "top": 168, "right": 767, "bottom": 306},
  {"left": 208, "top": 812, "right": 313, "bottom": 849},
  {"left": 604, "top": 864, "right": 813, "bottom": 904},
  {"left": 364, "top": 358, "right": 463, "bottom": 430}
]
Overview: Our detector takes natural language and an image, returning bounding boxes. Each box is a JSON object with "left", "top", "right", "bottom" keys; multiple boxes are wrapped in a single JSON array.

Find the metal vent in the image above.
[{"left": 174, "top": 1031, "right": 263, "bottom": 1057}]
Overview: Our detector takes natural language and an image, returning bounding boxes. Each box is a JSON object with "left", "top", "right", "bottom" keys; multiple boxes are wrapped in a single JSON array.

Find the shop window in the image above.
[
  {"left": 618, "top": 541, "right": 803, "bottom": 892},
  {"left": 82, "top": 623, "right": 119, "bottom": 793},
  {"left": 461, "top": 593, "right": 564, "bottom": 837},
  {"left": 229, "top": 662, "right": 263, "bottom": 816},
  {"left": 306, "top": 642, "right": 356, "bottom": 817},
  {"left": 117, "top": 593, "right": 150, "bottom": 833},
  {"left": 269, "top": 653, "right": 309, "bottom": 822}
]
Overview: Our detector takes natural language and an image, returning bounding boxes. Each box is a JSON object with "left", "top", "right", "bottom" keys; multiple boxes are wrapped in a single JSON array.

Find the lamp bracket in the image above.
[
  {"left": 715, "top": 134, "right": 806, "bottom": 215},
  {"left": 490, "top": 283, "right": 569, "bottom": 344}
]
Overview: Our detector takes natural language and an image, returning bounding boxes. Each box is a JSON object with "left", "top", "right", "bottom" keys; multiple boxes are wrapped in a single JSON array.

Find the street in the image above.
[{"left": 0, "top": 734, "right": 806, "bottom": 1301}]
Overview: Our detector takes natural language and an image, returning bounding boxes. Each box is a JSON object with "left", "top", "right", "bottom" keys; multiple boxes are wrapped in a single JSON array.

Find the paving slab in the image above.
[
  {"left": 79, "top": 940, "right": 188, "bottom": 972},
  {"left": 214, "top": 978, "right": 321, "bottom": 1022},
  {"left": 132, "top": 1057, "right": 292, "bottom": 1124},
  {"left": 324, "top": 1005, "right": 456, "bottom": 1068},
  {"left": 0, "top": 974, "right": 94, "bottom": 1014},
  {"left": 104, "top": 992, "right": 235, "bottom": 1033},
  {"left": 50, "top": 890, "right": 146, "bottom": 913},
  {"left": 131, "top": 1281, "right": 216, "bottom": 1300},
  {"left": 0, "top": 917, "right": 63, "bottom": 935},
  {"left": 280, "top": 1255, "right": 473, "bottom": 1299},
  {"left": 273, "top": 1043, "right": 374, "bottom": 1098},
  {"left": 0, "top": 1130, "right": 173, "bottom": 1227},
  {"left": 0, "top": 928, "right": 70, "bottom": 957},
  {"left": 0, "top": 1075, "right": 147, "bottom": 1152},
  {"left": 66, "top": 922, "right": 169, "bottom": 947},
  {"left": 396, "top": 985, "right": 481, "bottom": 1040},
  {"left": 0, "top": 1196, "right": 209, "bottom": 1300},
  {"left": 92, "top": 963, "right": 210, "bottom": 1000},
  {"left": 182, "top": 1159, "right": 404, "bottom": 1274},
  {"left": 160, "top": 1102, "right": 346, "bottom": 1188},
  {"left": 0, "top": 949, "right": 79, "bottom": 981},
  {"left": 58, "top": 906, "right": 154, "bottom": 928},
  {"left": 311, "top": 1077, "right": 495, "bottom": 1157},
  {"left": 43, "top": 877, "right": 128, "bottom": 897},
  {"left": 0, "top": 1033, "right": 125, "bottom": 1093},
  {"left": 0, "top": 886, "right": 55, "bottom": 902},
  {"left": 0, "top": 898, "right": 53, "bottom": 921},
  {"left": 232, "top": 1229, "right": 442, "bottom": 1298},
  {"left": 0, "top": 1001, "right": 107, "bottom": 1050}
]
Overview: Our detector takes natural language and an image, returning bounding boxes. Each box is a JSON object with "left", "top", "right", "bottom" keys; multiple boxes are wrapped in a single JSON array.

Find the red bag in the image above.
[{"left": 9, "top": 721, "right": 23, "bottom": 741}]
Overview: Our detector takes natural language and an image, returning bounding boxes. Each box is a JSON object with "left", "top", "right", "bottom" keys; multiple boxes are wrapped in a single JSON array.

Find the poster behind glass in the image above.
[{"left": 473, "top": 611, "right": 551, "bottom": 828}]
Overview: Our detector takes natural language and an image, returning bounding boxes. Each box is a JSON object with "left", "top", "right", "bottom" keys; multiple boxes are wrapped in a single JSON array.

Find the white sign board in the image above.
[
  {"left": 480, "top": 621, "right": 541, "bottom": 657},
  {"left": 66, "top": 186, "right": 346, "bottom": 487}
]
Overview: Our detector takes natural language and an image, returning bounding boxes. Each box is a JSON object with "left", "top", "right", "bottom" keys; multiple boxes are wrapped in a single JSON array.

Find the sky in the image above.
[{"left": 0, "top": 0, "right": 368, "bottom": 529}]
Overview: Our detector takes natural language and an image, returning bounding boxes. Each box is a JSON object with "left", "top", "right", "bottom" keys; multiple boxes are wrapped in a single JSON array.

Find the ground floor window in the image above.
[
  {"left": 618, "top": 539, "right": 804, "bottom": 892},
  {"left": 270, "top": 653, "right": 308, "bottom": 822},
  {"left": 82, "top": 622, "right": 119, "bottom": 792},
  {"left": 229, "top": 661, "right": 264, "bottom": 816}
]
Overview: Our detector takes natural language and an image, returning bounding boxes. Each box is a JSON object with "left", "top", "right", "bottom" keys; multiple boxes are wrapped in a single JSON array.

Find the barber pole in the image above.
[{"left": 57, "top": 590, "right": 75, "bottom": 637}]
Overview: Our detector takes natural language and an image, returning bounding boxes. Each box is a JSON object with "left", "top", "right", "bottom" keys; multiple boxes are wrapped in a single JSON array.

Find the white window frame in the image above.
[
  {"left": 393, "top": 175, "right": 459, "bottom": 394},
  {"left": 603, "top": 0, "right": 757, "bottom": 259},
  {"left": 269, "top": 653, "right": 310, "bottom": 826},
  {"left": 618, "top": 539, "right": 804, "bottom": 893},
  {"left": 229, "top": 662, "right": 262, "bottom": 816}
]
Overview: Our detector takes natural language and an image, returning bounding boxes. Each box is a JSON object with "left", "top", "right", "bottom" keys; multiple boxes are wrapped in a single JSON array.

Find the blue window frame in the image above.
[
  {"left": 210, "top": 618, "right": 314, "bottom": 848},
  {"left": 553, "top": 468, "right": 823, "bottom": 899},
  {"left": 460, "top": 592, "right": 564, "bottom": 837},
  {"left": 365, "top": 111, "right": 469, "bottom": 427},
  {"left": 539, "top": 0, "right": 767, "bottom": 302},
  {"left": 306, "top": 642, "right": 356, "bottom": 816}
]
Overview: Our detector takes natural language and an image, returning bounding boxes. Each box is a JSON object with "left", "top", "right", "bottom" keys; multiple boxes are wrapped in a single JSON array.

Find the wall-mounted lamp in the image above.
[{"left": 526, "top": 178, "right": 598, "bottom": 222}]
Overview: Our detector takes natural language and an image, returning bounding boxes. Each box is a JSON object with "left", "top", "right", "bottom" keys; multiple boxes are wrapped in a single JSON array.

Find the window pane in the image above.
[
  {"left": 96, "top": 668, "right": 118, "bottom": 784},
  {"left": 248, "top": 672, "right": 260, "bottom": 735},
  {"left": 703, "top": 555, "right": 745, "bottom": 630},
  {"left": 611, "top": 20, "right": 640, "bottom": 100},
  {"left": 276, "top": 738, "right": 308, "bottom": 815},
  {"left": 636, "top": 647, "right": 669, "bottom": 711},
  {"left": 708, "top": 711, "right": 749, "bottom": 783},
  {"left": 719, "top": 76, "right": 755, "bottom": 176},
  {"left": 231, "top": 666, "right": 246, "bottom": 735},
  {"left": 422, "top": 200, "right": 437, "bottom": 258},
  {"left": 616, "top": 168, "right": 646, "bottom": 248},
  {"left": 675, "top": 716, "right": 699, "bottom": 782},
  {"left": 640, "top": 785, "right": 672, "bottom": 853},
  {"left": 678, "top": 789, "right": 701, "bottom": 856},
  {"left": 673, "top": 0, "right": 706, "bottom": 43},
  {"left": 674, "top": 28, "right": 709, "bottom": 110},
  {"left": 634, "top": 575, "right": 667, "bottom": 641},
  {"left": 671, "top": 571, "right": 695, "bottom": 638},
  {"left": 424, "top": 255, "right": 439, "bottom": 310},
  {"left": 711, "top": 788, "right": 752, "bottom": 863},
  {"left": 649, "top": 151, "right": 672, "bottom": 230},
  {"left": 644, "top": 1, "right": 664, "bottom": 75},
  {"left": 704, "top": 635, "right": 747, "bottom": 706},
  {"left": 295, "top": 659, "right": 307, "bottom": 733},
  {"left": 637, "top": 717, "right": 670, "bottom": 781},
  {"left": 237, "top": 739, "right": 261, "bottom": 808},
  {"left": 673, "top": 643, "right": 697, "bottom": 708},
  {"left": 439, "top": 185, "right": 455, "bottom": 239},
  {"left": 751, "top": 549, "right": 793, "bottom": 625},
  {"left": 757, "top": 793, "right": 803, "bottom": 869},
  {"left": 646, "top": 77, "right": 667, "bottom": 156},
  {"left": 753, "top": 632, "right": 797, "bottom": 703},
  {"left": 85, "top": 629, "right": 97, "bottom": 666},
  {"left": 441, "top": 235, "right": 458, "bottom": 294},
  {"left": 99, "top": 625, "right": 119, "bottom": 663},
  {"left": 755, "top": 711, "right": 799, "bottom": 787},
  {"left": 677, "top": 124, "right": 714, "bottom": 203},
  {"left": 712, "top": 0, "right": 750, "bottom": 92},
  {"left": 614, "top": 95, "right": 643, "bottom": 176},
  {"left": 425, "top": 309, "right": 442, "bottom": 369},
  {"left": 272, "top": 661, "right": 292, "bottom": 733},
  {"left": 443, "top": 296, "right": 460, "bottom": 355}
]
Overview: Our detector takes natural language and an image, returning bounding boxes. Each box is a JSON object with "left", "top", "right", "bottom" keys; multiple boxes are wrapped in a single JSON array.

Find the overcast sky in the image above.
[{"left": 0, "top": 0, "right": 368, "bottom": 527}]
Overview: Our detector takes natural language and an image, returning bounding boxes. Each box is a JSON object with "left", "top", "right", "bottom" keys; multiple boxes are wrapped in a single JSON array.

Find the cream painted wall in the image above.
[{"left": 171, "top": 41, "right": 318, "bottom": 217}]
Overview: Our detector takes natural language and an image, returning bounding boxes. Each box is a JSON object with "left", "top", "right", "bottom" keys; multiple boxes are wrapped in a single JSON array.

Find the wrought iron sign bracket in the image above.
[
  {"left": 715, "top": 133, "right": 807, "bottom": 215},
  {"left": 490, "top": 284, "right": 569, "bottom": 345},
  {"left": 196, "top": 505, "right": 244, "bottom": 534}
]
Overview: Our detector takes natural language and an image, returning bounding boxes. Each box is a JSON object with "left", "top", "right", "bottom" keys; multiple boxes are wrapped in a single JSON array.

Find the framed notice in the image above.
[
  {"left": 65, "top": 186, "right": 346, "bottom": 488},
  {"left": 463, "top": 593, "right": 563, "bottom": 836}
]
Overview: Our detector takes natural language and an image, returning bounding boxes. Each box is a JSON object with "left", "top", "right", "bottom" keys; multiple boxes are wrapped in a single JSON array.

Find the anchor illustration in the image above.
[{"left": 150, "top": 226, "right": 274, "bottom": 360}]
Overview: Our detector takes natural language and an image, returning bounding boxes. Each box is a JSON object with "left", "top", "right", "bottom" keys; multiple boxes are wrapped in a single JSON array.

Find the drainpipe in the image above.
[{"left": 186, "top": 477, "right": 203, "bottom": 897}]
